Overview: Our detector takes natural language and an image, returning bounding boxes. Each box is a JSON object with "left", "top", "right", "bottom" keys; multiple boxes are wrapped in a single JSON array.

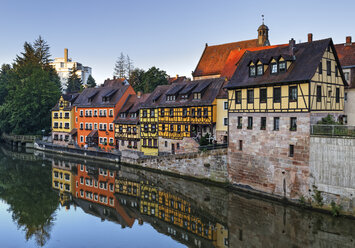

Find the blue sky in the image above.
[{"left": 0, "top": 0, "right": 354, "bottom": 83}]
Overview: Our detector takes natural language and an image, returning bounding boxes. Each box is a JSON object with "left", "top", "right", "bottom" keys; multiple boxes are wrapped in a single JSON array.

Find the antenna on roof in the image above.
[{"left": 262, "top": 14, "right": 264, "bottom": 24}]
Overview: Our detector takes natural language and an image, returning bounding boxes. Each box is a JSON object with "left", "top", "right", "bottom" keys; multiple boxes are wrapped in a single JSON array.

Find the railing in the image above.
[
  {"left": 35, "top": 140, "right": 121, "bottom": 161},
  {"left": 1, "top": 133, "right": 40, "bottom": 142},
  {"left": 311, "top": 125, "right": 355, "bottom": 137},
  {"left": 198, "top": 143, "right": 228, "bottom": 151}
]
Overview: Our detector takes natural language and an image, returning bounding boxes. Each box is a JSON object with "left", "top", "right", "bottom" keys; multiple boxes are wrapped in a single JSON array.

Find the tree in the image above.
[
  {"left": 129, "top": 68, "right": 145, "bottom": 92},
  {"left": 0, "top": 64, "right": 11, "bottom": 105},
  {"left": 86, "top": 74, "right": 96, "bottom": 88},
  {"left": 66, "top": 65, "right": 82, "bottom": 93},
  {"left": 0, "top": 37, "right": 61, "bottom": 135},
  {"left": 126, "top": 55, "right": 134, "bottom": 78},
  {"left": 142, "top": 66, "right": 168, "bottom": 93},
  {"left": 113, "top": 52, "right": 126, "bottom": 78}
]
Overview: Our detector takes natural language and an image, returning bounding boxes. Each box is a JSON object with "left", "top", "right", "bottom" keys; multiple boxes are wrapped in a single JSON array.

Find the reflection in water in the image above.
[{"left": 0, "top": 145, "right": 355, "bottom": 247}]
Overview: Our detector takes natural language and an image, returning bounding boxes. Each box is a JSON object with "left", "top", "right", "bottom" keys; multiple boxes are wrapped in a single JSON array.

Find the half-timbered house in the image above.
[
  {"left": 157, "top": 78, "right": 226, "bottom": 154},
  {"left": 114, "top": 92, "right": 150, "bottom": 152},
  {"left": 226, "top": 38, "right": 347, "bottom": 199}
]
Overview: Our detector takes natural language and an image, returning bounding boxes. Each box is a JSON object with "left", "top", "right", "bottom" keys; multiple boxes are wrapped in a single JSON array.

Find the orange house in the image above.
[
  {"left": 75, "top": 163, "right": 117, "bottom": 208},
  {"left": 73, "top": 80, "right": 135, "bottom": 151}
]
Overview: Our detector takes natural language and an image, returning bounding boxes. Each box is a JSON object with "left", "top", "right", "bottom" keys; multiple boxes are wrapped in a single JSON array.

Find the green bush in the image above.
[{"left": 330, "top": 201, "right": 342, "bottom": 217}]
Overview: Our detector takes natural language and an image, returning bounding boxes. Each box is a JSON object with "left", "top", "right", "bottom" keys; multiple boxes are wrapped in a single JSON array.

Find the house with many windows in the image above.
[
  {"left": 225, "top": 38, "right": 347, "bottom": 199},
  {"left": 114, "top": 92, "right": 150, "bottom": 152},
  {"left": 73, "top": 82, "right": 135, "bottom": 151},
  {"left": 51, "top": 93, "right": 79, "bottom": 146}
]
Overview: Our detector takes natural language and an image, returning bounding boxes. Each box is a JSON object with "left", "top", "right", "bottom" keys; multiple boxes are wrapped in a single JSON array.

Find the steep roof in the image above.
[
  {"left": 51, "top": 93, "right": 79, "bottom": 111},
  {"left": 226, "top": 38, "right": 347, "bottom": 89},
  {"left": 142, "top": 78, "right": 226, "bottom": 108},
  {"left": 73, "top": 84, "right": 130, "bottom": 108},
  {"left": 220, "top": 44, "right": 288, "bottom": 79},
  {"left": 114, "top": 93, "right": 151, "bottom": 124},
  {"left": 334, "top": 42, "right": 355, "bottom": 67},
  {"left": 192, "top": 39, "right": 262, "bottom": 78},
  {"left": 103, "top": 78, "right": 128, "bottom": 87}
]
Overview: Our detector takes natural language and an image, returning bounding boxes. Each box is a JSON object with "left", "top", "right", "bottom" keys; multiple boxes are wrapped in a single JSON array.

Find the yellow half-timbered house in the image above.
[
  {"left": 155, "top": 78, "right": 226, "bottom": 155},
  {"left": 226, "top": 38, "right": 347, "bottom": 199},
  {"left": 51, "top": 94, "right": 78, "bottom": 146},
  {"left": 114, "top": 93, "right": 150, "bottom": 152}
]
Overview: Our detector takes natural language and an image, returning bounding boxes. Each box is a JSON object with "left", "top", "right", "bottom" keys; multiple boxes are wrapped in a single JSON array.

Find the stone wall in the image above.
[
  {"left": 121, "top": 148, "right": 228, "bottom": 183},
  {"left": 310, "top": 136, "right": 355, "bottom": 213},
  {"left": 228, "top": 112, "right": 311, "bottom": 199},
  {"left": 118, "top": 139, "right": 140, "bottom": 152}
]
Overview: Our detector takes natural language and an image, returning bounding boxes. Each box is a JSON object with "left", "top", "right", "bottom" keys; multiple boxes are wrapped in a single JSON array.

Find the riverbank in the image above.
[{"left": 32, "top": 140, "right": 355, "bottom": 219}]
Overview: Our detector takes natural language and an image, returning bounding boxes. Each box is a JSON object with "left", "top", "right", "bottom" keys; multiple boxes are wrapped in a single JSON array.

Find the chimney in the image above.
[
  {"left": 346, "top": 36, "right": 352, "bottom": 45},
  {"left": 308, "top": 33, "right": 313, "bottom": 43},
  {"left": 137, "top": 91, "right": 142, "bottom": 98},
  {"left": 64, "top": 48, "right": 68, "bottom": 63}
]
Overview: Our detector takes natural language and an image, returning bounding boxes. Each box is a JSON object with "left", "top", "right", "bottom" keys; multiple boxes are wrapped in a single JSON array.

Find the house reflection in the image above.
[{"left": 51, "top": 158, "right": 229, "bottom": 248}]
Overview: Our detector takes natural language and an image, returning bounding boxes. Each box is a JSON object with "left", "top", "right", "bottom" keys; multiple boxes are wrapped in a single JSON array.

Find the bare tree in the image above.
[
  {"left": 126, "top": 55, "right": 134, "bottom": 79},
  {"left": 113, "top": 52, "right": 126, "bottom": 78}
]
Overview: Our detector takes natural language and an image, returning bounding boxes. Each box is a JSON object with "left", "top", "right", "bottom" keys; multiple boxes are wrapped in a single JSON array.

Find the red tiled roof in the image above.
[
  {"left": 220, "top": 44, "right": 288, "bottom": 79},
  {"left": 334, "top": 42, "right": 355, "bottom": 67},
  {"left": 192, "top": 39, "right": 262, "bottom": 77}
]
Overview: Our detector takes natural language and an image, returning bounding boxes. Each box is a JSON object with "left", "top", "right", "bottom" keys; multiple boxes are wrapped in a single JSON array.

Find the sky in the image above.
[{"left": 0, "top": 0, "right": 354, "bottom": 83}]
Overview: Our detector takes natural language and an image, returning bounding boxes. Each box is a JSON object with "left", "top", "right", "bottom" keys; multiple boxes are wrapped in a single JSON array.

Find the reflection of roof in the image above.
[
  {"left": 226, "top": 39, "right": 348, "bottom": 89},
  {"left": 193, "top": 39, "right": 262, "bottom": 77}
]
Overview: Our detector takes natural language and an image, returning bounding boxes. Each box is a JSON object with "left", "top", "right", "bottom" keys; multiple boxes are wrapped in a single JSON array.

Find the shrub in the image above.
[
  {"left": 330, "top": 201, "right": 342, "bottom": 217},
  {"left": 312, "top": 185, "right": 323, "bottom": 207}
]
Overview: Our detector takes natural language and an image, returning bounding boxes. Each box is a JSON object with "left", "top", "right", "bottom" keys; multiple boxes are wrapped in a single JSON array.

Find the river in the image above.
[{"left": 0, "top": 144, "right": 354, "bottom": 248}]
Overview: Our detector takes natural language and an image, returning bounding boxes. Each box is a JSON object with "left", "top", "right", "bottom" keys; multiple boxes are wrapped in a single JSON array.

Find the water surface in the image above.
[{"left": 0, "top": 145, "right": 354, "bottom": 248}]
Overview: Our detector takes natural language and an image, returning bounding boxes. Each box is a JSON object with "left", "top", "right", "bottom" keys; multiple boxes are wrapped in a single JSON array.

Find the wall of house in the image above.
[
  {"left": 158, "top": 137, "right": 199, "bottom": 154},
  {"left": 310, "top": 136, "right": 355, "bottom": 213},
  {"left": 228, "top": 112, "right": 311, "bottom": 199},
  {"left": 345, "top": 88, "right": 355, "bottom": 125}
]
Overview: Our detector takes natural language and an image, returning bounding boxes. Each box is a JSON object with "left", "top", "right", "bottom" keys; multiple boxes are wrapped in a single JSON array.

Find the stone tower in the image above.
[{"left": 257, "top": 16, "right": 270, "bottom": 46}]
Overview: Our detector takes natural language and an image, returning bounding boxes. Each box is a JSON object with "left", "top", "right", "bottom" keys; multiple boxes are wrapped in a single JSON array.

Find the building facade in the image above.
[
  {"left": 73, "top": 82, "right": 135, "bottom": 151},
  {"left": 51, "top": 94, "right": 78, "bottom": 146},
  {"left": 50, "top": 48, "right": 92, "bottom": 91},
  {"left": 114, "top": 92, "right": 150, "bottom": 152},
  {"left": 226, "top": 38, "right": 346, "bottom": 199},
  {"left": 335, "top": 36, "right": 355, "bottom": 125}
]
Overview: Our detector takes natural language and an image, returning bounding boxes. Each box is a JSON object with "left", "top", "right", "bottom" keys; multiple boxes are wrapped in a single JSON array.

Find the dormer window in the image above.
[
  {"left": 279, "top": 61, "right": 286, "bottom": 72},
  {"left": 271, "top": 63, "right": 278, "bottom": 74},
  {"left": 193, "top": 93, "right": 201, "bottom": 99},
  {"left": 257, "top": 65, "right": 263, "bottom": 76},
  {"left": 181, "top": 94, "right": 188, "bottom": 99},
  {"left": 166, "top": 95, "right": 176, "bottom": 101},
  {"left": 249, "top": 66, "right": 256, "bottom": 77}
]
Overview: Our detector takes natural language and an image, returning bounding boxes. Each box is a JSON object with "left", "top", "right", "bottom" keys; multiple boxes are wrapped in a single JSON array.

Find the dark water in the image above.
[{"left": 0, "top": 145, "right": 354, "bottom": 248}]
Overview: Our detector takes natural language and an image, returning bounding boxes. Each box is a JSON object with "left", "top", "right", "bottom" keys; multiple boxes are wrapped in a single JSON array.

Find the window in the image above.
[
  {"left": 191, "top": 109, "right": 195, "bottom": 117},
  {"left": 160, "top": 109, "right": 165, "bottom": 117},
  {"left": 224, "top": 101, "right": 228, "bottom": 110},
  {"left": 257, "top": 65, "right": 263, "bottom": 76},
  {"left": 109, "top": 109, "right": 113, "bottom": 117},
  {"left": 247, "top": 117, "right": 253, "bottom": 129},
  {"left": 161, "top": 124, "right": 165, "bottom": 132},
  {"left": 316, "top": 85, "right": 322, "bottom": 102},
  {"left": 289, "top": 86, "right": 297, "bottom": 102},
  {"left": 345, "top": 92, "right": 348, "bottom": 102},
  {"left": 237, "top": 117, "right": 242, "bottom": 129},
  {"left": 109, "top": 123, "right": 113, "bottom": 131},
  {"left": 185, "top": 125, "right": 188, "bottom": 132},
  {"left": 80, "top": 136, "right": 84, "bottom": 142},
  {"left": 274, "top": 117, "right": 280, "bottom": 131},
  {"left": 80, "top": 123, "right": 83, "bottom": 130},
  {"left": 144, "top": 124, "right": 148, "bottom": 132},
  {"left": 239, "top": 140, "right": 243, "bottom": 151},
  {"left": 289, "top": 145, "right": 294, "bottom": 157},
  {"left": 327, "top": 60, "right": 331, "bottom": 76},
  {"left": 165, "top": 141, "right": 168, "bottom": 147},
  {"left": 344, "top": 72, "right": 349, "bottom": 81},
  {"left": 153, "top": 139, "right": 157, "bottom": 147},
  {"left": 203, "top": 108, "right": 208, "bottom": 117},
  {"left": 319, "top": 62, "right": 322, "bottom": 74},
  {"left": 119, "top": 126, "right": 123, "bottom": 133},
  {"left": 193, "top": 93, "right": 201, "bottom": 99},
  {"left": 273, "top": 88, "right": 281, "bottom": 103},
  {"left": 150, "top": 109, "right": 155, "bottom": 117},
  {"left": 249, "top": 66, "right": 256, "bottom": 77},
  {"left": 177, "top": 143, "right": 180, "bottom": 150},
  {"left": 224, "top": 118, "right": 228, "bottom": 126},
  {"left": 336, "top": 88, "right": 340, "bottom": 103},
  {"left": 151, "top": 124, "right": 156, "bottom": 133},
  {"left": 247, "top": 90, "right": 254, "bottom": 103},
  {"left": 197, "top": 109, "right": 202, "bottom": 118},
  {"left": 183, "top": 108, "right": 187, "bottom": 117},
  {"left": 290, "top": 117, "right": 297, "bottom": 131},
  {"left": 279, "top": 61, "right": 286, "bottom": 72},
  {"left": 80, "top": 110, "right": 83, "bottom": 117},
  {"left": 170, "top": 109, "right": 174, "bottom": 117},
  {"left": 177, "top": 125, "right": 181, "bottom": 133},
  {"left": 235, "top": 90, "right": 242, "bottom": 104},
  {"left": 260, "top": 88, "right": 267, "bottom": 103},
  {"left": 94, "top": 110, "right": 97, "bottom": 117},
  {"left": 142, "top": 110, "right": 147, "bottom": 117},
  {"left": 260, "top": 117, "right": 266, "bottom": 130},
  {"left": 170, "top": 124, "right": 174, "bottom": 133},
  {"left": 121, "top": 140, "right": 124, "bottom": 146},
  {"left": 271, "top": 63, "right": 278, "bottom": 74}
]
